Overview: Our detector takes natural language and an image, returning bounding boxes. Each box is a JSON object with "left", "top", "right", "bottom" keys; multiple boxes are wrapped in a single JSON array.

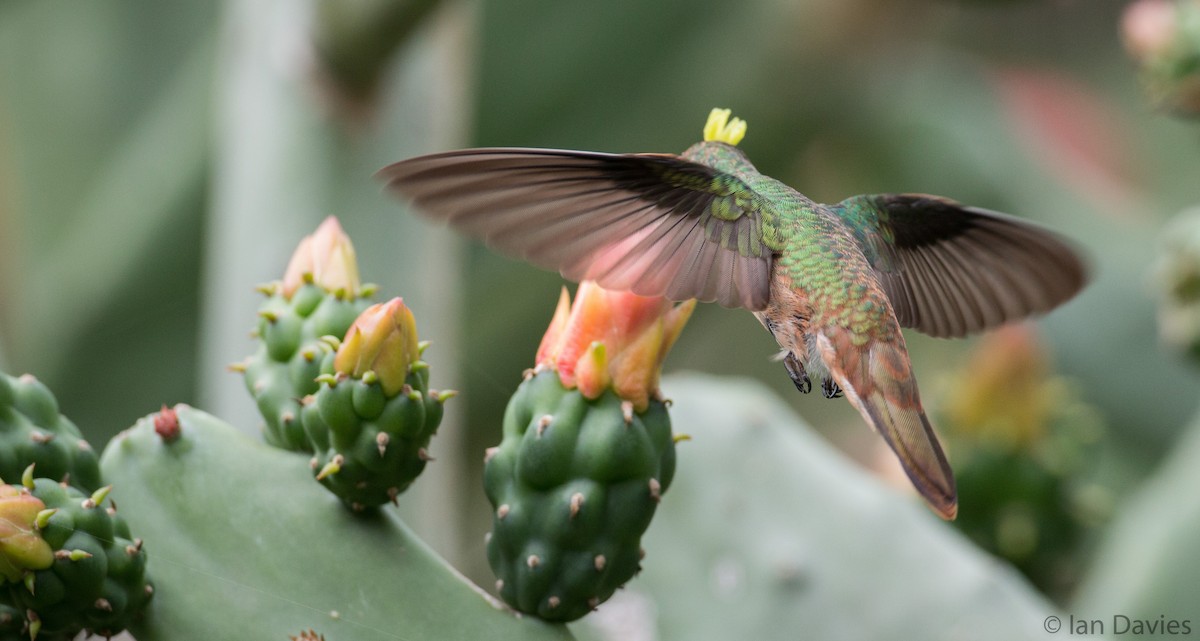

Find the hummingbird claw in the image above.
[
  {"left": 783, "top": 353, "right": 812, "bottom": 394},
  {"left": 821, "top": 378, "right": 843, "bottom": 399}
]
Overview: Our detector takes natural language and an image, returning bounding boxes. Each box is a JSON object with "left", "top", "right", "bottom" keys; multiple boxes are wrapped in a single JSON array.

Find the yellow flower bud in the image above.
[{"left": 335, "top": 298, "right": 419, "bottom": 396}]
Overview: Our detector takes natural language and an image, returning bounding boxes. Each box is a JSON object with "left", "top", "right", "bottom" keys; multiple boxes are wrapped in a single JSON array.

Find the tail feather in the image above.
[{"left": 816, "top": 328, "right": 957, "bottom": 519}]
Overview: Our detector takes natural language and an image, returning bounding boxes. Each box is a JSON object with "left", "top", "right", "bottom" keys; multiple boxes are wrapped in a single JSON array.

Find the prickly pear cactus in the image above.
[
  {"left": 0, "top": 474, "right": 151, "bottom": 640},
  {"left": 0, "top": 373, "right": 102, "bottom": 493},
  {"left": 236, "top": 217, "right": 375, "bottom": 451},
  {"left": 301, "top": 298, "right": 452, "bottom": 510},
  {"left": 484, "top": 283, "right": 693, "bottom": 621},
  {"left": 99, "top": 405, "right": 574, "bottom": 641},
  {"left": 486, "top": 370, "right": 676, "bottom": 621}
]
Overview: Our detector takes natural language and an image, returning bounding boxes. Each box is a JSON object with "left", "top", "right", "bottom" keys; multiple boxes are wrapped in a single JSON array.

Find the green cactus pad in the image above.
[
  {"left": 239, "top": 283, "right": 373, "bottom": 451},
  {"left": 98, "top": 405, "right": 573, "bottom": 641},
  {"left": 302, "top": 357, "right": 448, "bottom": 510},
  {"left": 0, "top": 373, "right": 102, "bottom": 493},
  {"left": 2, "top": 479, "right": 152, "bottom": 640},
  {"left": 484, "top": 370, "right": 675, "bottom": 622}
]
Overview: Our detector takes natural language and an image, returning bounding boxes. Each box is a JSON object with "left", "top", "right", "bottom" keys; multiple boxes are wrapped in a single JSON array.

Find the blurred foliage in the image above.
[
  {"left": 1074, "top": 400, "right": 1200, "bottom": 633},
  {"left": 0, "top": 0, "right": 1199, "bottom": 635},
  {"left": 935, "top": 326, "right": 1111, "bottom": 601},
  {"left": 1122, "top": 0, "right": 1200, "bottom": 114},
  {"left": 1151, "top": 206, "right": 1200, "bottom": 360}
]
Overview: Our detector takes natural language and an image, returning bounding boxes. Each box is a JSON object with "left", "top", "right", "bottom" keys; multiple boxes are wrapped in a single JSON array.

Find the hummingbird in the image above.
[{"left": 377, "top": 108, "right": 1087, "bottom": 520}]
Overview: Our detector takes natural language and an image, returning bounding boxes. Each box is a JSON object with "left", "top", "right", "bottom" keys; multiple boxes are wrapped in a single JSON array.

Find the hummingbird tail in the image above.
[{"left": 816, "top": 328, "right": 958, "bottom": 520}]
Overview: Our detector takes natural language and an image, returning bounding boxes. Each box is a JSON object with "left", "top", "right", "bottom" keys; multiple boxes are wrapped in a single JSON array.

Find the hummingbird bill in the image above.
[{"left": 377, "top": 108, "right": 1087, "bottom": 520}]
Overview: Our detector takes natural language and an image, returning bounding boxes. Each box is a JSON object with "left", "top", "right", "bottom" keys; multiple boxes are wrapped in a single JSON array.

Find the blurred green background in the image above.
[{"left": 3, "top": 0, "right": 1200, "bottom": 637}]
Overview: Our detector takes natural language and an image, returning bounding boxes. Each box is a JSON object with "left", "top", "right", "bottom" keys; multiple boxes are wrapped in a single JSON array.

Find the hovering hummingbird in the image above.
[{"left": 377, "top": 108, "right": 1087, "bottom": 520}]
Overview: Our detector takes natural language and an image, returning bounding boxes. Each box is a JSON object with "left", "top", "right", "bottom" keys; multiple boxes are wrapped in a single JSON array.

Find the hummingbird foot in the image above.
[
  {"left": 782, "top": 353, "right": 812, "bottom": 394},
  {"left": 821, "top": 377, "right": 843, "bottom": 399}
]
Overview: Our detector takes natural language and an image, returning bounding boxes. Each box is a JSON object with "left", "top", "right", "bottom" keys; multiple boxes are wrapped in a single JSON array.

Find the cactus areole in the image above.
[{"left": 484, "top": 282, "right": 693, "bottom": 621}]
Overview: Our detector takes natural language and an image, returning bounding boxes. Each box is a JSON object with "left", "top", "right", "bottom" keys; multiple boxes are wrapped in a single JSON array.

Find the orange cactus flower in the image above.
[{"left": 536, "top": 281, "right": 695, "bottom": 411}]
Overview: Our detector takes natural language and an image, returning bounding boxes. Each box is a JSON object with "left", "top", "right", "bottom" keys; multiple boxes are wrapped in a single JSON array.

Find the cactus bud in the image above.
[
  {"left": 334, "top": 298, "right": 420, "bottom": 397},
  {"left": 485, "top": 282, "right": 689, "bottom": 621},
  {"left": 0, "top": 485, "right": 54, "bottom": 582},
  {"left": 282, "top": 216, "right": 362, "bottom": 299},
  {"left": 303, "top": 297, "right": 448, "bottom": 508}
]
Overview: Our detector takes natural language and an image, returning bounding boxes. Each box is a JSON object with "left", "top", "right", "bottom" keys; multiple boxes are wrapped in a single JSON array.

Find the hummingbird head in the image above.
[
  {"left": 703, "top": 108, "right": 747, "bottom": 145},
  {"left": 681, "top": 107, "right": 756, "bottom": 173}
]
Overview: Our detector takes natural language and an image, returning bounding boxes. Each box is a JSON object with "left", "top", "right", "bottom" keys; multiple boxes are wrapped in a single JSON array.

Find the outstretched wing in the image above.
[
  {"left": 834, "top": 194, "right": 1087, "bottom": 338},
  {"left": 378, "top": 148, "right": 776, "bottom": 310}
]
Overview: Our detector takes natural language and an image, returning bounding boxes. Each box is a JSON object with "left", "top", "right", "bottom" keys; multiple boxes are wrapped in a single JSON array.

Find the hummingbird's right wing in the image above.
[
  {"left": 833, "top": 194, "right": 1087, "bottom": 338},
  {"left": 378, "top": 149, "right": 776, "bottom": 310}
]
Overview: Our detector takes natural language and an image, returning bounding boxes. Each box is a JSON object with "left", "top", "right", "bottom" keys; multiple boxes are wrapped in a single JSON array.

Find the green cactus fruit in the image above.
[
  {"left": 239, "top": 282, "right": 373, "bottom": 451},
  {"left": 236, "top": 216, "right": 375, "bottom": 452},
  {"left": 485, "top": 370, "right": 676, "bottom": 622},
  {"left": 0, "top": 373, "right": 102, "bottom": 493},
  {"left": 1, "top": 478, "right": 152, "bottom": 640},
  {"left": 482, "top": 283, "right": 693, "bottom": 622},
  {"left": 302, "top": 298, "right": 451, "bottom": 510}
]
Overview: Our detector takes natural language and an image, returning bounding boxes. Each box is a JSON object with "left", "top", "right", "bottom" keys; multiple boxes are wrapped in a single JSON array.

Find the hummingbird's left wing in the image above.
[
  {"left": 833, "top": 194, "right": 1087, "bottom": 338},
  {"left": 378, "top": 148, "right": 776, "bottom": 309}
]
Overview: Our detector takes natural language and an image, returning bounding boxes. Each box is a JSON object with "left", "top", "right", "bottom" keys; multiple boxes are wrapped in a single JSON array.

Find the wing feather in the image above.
[
  {"left": 379, "top": 148, "right": 777, "bottom": 309},
  {"left": 835, "top": 194, "right": 1087, "bottom": 338}
]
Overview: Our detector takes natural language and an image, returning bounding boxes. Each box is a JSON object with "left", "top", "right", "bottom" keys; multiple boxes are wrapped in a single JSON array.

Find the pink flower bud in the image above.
[
  {"left": 335, "top": 298, "right": 420, "bottom": 396},
  {"left": 282, "top": 217, "right": 362, "bottom": 299}
]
